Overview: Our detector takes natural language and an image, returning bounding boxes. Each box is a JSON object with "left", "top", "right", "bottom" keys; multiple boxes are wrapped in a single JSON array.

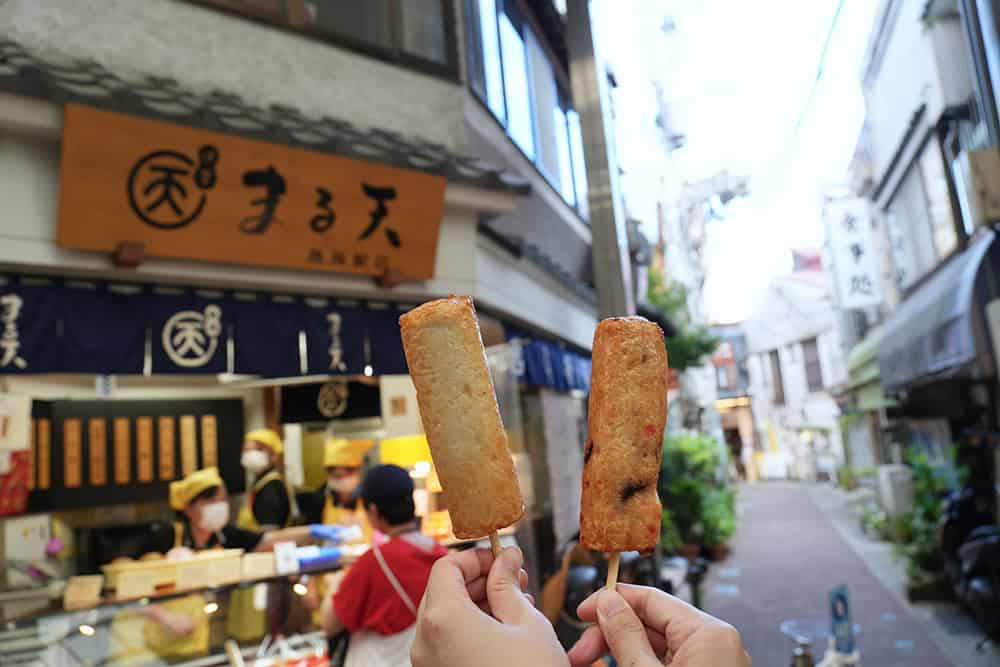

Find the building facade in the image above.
[
  {"left": 0, "top": 0, "right": 632, "bottom": 625},
  {"left": 743, "top": 258, "right": 848, "bottom": 480},
  {"left": 844, "top": 0, "right": 1000, "bottom": 509}
]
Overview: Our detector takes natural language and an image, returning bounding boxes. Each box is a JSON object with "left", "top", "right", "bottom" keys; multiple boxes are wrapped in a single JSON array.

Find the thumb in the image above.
[
  {"left": 486, "top": 547, "right": 532, "bottom": 623},
  {"left": 596, "top": 589, "right": 659, "bottom": 666}
]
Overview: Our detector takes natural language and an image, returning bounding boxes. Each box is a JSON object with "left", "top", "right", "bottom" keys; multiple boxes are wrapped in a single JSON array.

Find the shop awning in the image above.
[
  {"left": 0, "top": 274, "right": 410, "bottom": 377},
  {"left": 878, "top": 229, "right": 999, "bottom": 393},
  {"left": 505, "top": 329, "right": 592, "bottom": 393},
  {"left": 847, "top": 326, "right": 896, "bottom": 411}
]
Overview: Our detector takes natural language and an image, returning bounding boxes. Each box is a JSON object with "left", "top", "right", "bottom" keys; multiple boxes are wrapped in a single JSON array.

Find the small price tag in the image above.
[
  {"left": 273, "top": 541, "right": 300, "bottom": 575},
  {"left": 115, "top": 570, "right": 154, "bottom": 600}
]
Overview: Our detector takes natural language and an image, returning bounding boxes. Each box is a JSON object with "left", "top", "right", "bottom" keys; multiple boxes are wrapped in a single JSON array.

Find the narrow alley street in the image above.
[{"left": 701, "top": 483, "right": 997, "bottom": 667}]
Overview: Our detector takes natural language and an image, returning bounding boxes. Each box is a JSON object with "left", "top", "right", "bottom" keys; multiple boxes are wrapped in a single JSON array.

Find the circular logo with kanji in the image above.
[
  {"left": 317, "top": 380, "right": 349, "bottom": 418},
  {"left": 162, "top": 305, "right": 222, "bottom": 368}
]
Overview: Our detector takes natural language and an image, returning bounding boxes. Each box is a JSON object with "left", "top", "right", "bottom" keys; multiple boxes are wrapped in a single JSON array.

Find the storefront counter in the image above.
[{"left": 0, "top": 554, "right": 359, "bottom": 667}]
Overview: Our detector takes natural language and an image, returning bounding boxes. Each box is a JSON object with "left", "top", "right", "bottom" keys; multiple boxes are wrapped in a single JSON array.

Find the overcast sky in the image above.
[{"left": 593, "top": 0, "right": 880, "bottom": 322}]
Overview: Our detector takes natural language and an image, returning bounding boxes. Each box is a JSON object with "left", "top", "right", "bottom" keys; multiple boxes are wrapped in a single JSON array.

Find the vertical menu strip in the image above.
[
  {"left": 37, "top": 419, "right": 51, "bottom": 490},
  {"left": 88, "top": 418, "right": 107, "bottom": 486},
  {"left": 28, "top": 419, "right": 36, "bottom": 491},
  {"left": 200, "top": 415, "right": 218, "bottom": 468},
  {"left": 64, "top": 419, "right": 82, "bottom": 488},
  {"left": 113, "top": 417, "right": 131, "bottom": 484},
  {"left": 179, "top": 415, "right": 198, "bottom": 476},
  {"left": 136, "top": 417, "right": 154, "bottom": 483},
  {"left": 158, "top": 416, "right": 175, "bottom": 480}
]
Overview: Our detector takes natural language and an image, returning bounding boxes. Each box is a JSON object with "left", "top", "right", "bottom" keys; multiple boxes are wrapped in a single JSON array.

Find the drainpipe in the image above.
[{"left": 566, "top": 0, "right": 635, "bottom": 318}]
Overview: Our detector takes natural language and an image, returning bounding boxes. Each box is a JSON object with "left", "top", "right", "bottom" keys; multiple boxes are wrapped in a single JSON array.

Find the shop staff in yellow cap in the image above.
[
  {"left": 129, "top": 468, "right": 342, "bottom": 661},
  {"left": 239, "top": 428, "right": 293, "bottom": 530},
  {"left": 320, "top": 438, "right": 375, "bottom": 543}
]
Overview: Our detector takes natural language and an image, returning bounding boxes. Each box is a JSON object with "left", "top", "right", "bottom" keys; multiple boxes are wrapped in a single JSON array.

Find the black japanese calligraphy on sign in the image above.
[
  {"left": 841, "top": 214, "right": 858, "bottom": 232},
  {"left": 359, "top": 184, "right": 401, "bottom": 247},
  {"left": 310, "top": 187, "right": 336, "bottom": 233},
  {"left": 127, "top": 145, "right": 218, "bottom": 229},
  {"left": 241, "top": 165, "right": 286, "bottom": 234},
  {"left": 849, "top": 243, "right": 864, "bottom": 263},
  {"left": 849, "top": 275, "right": 874, "bottom": 296}
]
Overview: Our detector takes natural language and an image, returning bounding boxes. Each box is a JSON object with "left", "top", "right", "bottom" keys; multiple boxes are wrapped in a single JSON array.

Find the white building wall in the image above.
[
  {"left": 863, "top": 4, "right": 974, "bottom": 204},
  {"left": 0, "top": 0, "right": 466, "bottom": 149},
  {"left": 743, "top": 275, "right": 846, "bottom": 479}
]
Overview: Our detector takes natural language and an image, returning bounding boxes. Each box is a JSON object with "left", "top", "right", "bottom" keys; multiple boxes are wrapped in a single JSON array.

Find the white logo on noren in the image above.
[
  {"left": 0, "top": 294, "right": 27, "bottom": 370},
  {"left": 162, "top": 305, "right": 222, "bottom": 368}
]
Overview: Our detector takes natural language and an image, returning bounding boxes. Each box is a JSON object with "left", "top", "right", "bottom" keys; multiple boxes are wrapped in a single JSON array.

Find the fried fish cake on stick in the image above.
[
  {"left": 399, "top": 296, "right": 523, "bottom": 554},
  {"left": 579, "top": 316, "right": 668, "bottom": 587}
]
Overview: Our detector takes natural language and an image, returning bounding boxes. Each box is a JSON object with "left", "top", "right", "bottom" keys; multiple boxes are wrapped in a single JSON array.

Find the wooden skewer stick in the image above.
[
  {"left": 606, "top": 552, "right": 621, "bottom": 590},
  {"left": 489, "top": 531, "right": 502, "bottom": 558}
]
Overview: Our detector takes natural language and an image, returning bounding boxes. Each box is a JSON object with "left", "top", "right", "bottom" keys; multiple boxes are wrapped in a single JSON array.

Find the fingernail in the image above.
[
  {"left": 499, "top": 546, "right": 522, "bottom": 571},
  {"left": 597, "top": 590, "right": 624, "bottom": 617}
]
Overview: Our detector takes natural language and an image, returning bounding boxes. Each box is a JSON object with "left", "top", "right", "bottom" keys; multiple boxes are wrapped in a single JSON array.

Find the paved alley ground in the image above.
[{"left": 701, "top": 482, "right": 998, "bottom": 667}]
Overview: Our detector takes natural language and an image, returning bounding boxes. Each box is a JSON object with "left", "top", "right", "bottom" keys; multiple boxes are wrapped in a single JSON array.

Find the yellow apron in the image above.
[
  {"left": 321, "top": 493, "right": 373, "bottom": 544},
  {"left": 110, "top": 523, "right": 213, "bottom": 664},
  {"left": 226, "top": 471, "right": 290, "bottom": 642}
]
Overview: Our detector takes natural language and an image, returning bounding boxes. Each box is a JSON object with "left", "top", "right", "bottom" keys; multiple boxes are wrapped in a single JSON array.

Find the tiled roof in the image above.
[{"left": 0, "top": 38, "right": 531, "bottom": 196}]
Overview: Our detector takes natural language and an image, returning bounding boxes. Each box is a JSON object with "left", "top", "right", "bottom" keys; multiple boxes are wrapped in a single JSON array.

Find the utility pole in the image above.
[{"left": 566, "top": 0, "right": 635, "bottom": 319}]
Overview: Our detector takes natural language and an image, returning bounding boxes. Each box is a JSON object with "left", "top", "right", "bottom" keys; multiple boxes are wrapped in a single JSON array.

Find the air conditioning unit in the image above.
[
  {"left": 954, "top": 149, "right": 1000, "bottom": 228},
  {"left": 876, "top": 464, "right": 913, "bottom": 517}
]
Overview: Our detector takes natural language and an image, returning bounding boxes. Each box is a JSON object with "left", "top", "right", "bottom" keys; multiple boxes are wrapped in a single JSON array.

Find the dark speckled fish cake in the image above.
[{"left": 580, "top": 316, "right": 668, "bottom": 553}]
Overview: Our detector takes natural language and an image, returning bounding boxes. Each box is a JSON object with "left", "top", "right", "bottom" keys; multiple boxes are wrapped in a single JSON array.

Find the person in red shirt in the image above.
[{"left": 321, "top": 464, "right": 447, "bottom": 666}]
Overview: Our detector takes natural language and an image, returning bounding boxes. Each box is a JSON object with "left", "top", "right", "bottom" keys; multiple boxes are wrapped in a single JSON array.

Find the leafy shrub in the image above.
[{"left": 658, "top": 434, "right": 733, "bottom": 547}]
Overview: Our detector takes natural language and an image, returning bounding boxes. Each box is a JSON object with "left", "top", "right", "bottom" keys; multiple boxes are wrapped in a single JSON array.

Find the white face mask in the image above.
[
  {"left": 328, "top": 473, "right": 360, "bottom": 495},
  {"left": 241, "top": 449, "right": 271, "bottom": 475},
  {"left": 198, "top": 501, "right": 230, "bottom": 532}
]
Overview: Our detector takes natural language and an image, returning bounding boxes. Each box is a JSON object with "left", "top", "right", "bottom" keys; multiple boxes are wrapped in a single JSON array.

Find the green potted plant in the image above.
[
  {"left": 658, "top": 434, "right": 733, "bottom": 559},
  {"left": 894, "top": 446, "right": 965, "bottom": 601},
  {"left": 701, "top": 488, "right": 736, "bottom": 560}
]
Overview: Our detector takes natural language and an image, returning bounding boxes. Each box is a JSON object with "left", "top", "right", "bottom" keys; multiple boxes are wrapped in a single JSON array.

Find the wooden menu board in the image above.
[
  {"left": 28, "top": 418, "right": 35, "bottom": 491},
  {"left": 88, "top": 418, "right": 108, "bottom": 486},
  {"left": 179, "top": 415, "right": 198, "bottom": 476},
  {"left": 158, "top": 417, "right": 175, "bottom": 481},
  {"left": 113, "top": 417, "right": 131, "bottom": 484},
  {"left": 36, "top": 418, "right": 50, "bottom": 490},
  {"left": 27, "top": 399, "right": 245, "bottom": 512},
  {"left": 136, "top": 416, "right": 154, "bottom": 483},
  {"left": 63, "top": 419, "right": 82, "bottom": 488},
  {"left": 200, "top": 415, "right": 218, "bottom": 468}
]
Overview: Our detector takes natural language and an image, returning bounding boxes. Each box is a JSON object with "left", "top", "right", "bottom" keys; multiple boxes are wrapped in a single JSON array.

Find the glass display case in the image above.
[{"left": 0, "top": 562, "right": 347, "bottom": 667}]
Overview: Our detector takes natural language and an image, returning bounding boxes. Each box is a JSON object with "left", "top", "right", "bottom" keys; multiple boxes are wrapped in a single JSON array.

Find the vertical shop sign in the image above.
[{"left": 827, "top": 198, "right": 881, "bottom": 309}]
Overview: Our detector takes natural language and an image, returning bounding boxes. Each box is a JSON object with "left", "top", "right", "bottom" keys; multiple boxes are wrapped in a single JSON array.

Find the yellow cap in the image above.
[
  {"left": 324, "top": 438, "right": 374, "bottom": 468},
  {"left": 169, "top": 467, "right": 223, "bottom": 511},
  {"left": 245, "top": 428, "right": 283, "bottom": 456},
  {"left": 379, "top": 434, "right": 432, "bottom": 469}
]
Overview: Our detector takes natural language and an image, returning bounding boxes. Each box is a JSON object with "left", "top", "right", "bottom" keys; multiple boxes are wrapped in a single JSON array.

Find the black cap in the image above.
[{"left": 359, "top": 464, "right": 414, "bottom": 508}]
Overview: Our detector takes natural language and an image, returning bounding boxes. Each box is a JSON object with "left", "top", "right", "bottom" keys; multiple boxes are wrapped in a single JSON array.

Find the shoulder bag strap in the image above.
[{"left": 371, "top": 542, "right": 418, "bottom": 617}]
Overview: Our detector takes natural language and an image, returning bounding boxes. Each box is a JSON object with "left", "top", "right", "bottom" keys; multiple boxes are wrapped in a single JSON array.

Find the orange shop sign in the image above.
[{"left": 56, "top": 105, "right": 447, "bottom": 279}]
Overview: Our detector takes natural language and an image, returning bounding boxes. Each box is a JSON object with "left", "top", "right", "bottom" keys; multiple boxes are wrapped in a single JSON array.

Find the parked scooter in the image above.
[{"left": 940, "top": 486, "right": 1000, "bottom": 638}]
